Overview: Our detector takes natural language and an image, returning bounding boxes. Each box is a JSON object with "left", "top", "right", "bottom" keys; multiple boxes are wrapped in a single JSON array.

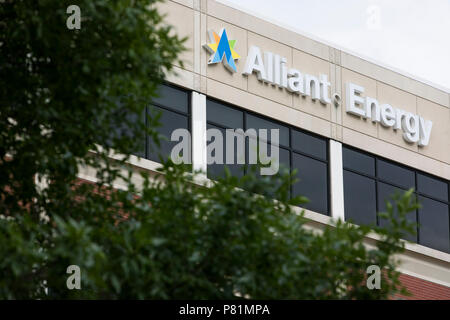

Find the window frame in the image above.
[
  {"left": 206, "top": 96, "right": 330, "bottom": 216},
  {"left": 342, "top": 144, "right": 450, "bottom": 252},
  {"left": 146, "top": 82, "right": 191, "bottom": 162}
]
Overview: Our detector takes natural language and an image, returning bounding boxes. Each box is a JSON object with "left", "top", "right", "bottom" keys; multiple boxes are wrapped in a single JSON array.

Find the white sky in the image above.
[{"left": 219, "top": 0, "right": 450, "bottom": 92}]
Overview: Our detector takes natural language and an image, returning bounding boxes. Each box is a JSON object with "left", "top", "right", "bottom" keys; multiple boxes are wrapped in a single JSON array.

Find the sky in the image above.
[{"left": 219, "top": 0, "right": 450, "bottom": 92}]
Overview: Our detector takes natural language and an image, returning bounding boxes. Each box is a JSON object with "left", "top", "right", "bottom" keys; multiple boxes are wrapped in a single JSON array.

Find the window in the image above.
[
  {"left": 147, "top": 84, "right": 190, "bottom": 163},
  {"left": 343, "top": 146, "right": 450, "bottom": 253},
  {"left": 377, "top": 182, "right": 416, "bottom": 242},
  {"left": 343, "top": 170, "right": 377, "bottom": 225},
  {"left": 206, "top": 123, "right": 246, "bottom": 178},
  {"left": 109, "top": 84, "right": 190, "bottom": 163},
  {"left": 291, "top": 152, "right": 328, "bottom": 214},
  {"left": 418, "top": 196, "right": 449, "bottom": 252},
  {"left": 111, "top": 108, "right": 147, "bottom": 158},
  {"left": 206, "top": 98, "right": 329, "bottom": 215}
]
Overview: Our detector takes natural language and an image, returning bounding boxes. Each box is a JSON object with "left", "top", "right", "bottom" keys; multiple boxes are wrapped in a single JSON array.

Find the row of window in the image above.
[
  {"left": 206, "top": 98, "right": 329, "bottom": 215},
  {"left": 343, "top": 146, "right": 450, "bottom": 253},
  {"left": 138, "top": 83, "right": 450, "bottom": 253}
]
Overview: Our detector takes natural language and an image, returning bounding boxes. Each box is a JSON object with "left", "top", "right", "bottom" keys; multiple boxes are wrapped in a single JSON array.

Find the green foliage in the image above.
[
  {"left": 0, "top": 160, "right": 418, "bottom": 299},
  {"left": 0, "top": 0, "right": 418, "bottom": 299},
  {"left": 0, "top": 0, "right": 184, "bottom": 215}
]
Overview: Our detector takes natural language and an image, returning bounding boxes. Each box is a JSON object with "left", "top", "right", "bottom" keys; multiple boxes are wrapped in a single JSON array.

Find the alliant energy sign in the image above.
[
  {"left": 204, "top": 28, "right": 433, "bottom": 147},
  {"left": 345, "top": 83, "right": 432, "bottom": 146}
]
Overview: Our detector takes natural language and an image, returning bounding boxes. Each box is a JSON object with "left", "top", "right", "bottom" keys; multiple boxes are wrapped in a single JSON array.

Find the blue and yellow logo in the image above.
[{"left": 203, "top": 28, "right": 240, "bottom": 73}]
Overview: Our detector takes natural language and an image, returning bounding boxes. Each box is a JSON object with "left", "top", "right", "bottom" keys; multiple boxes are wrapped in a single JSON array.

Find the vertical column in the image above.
[
  {"left": 191, "top": 92, "right": 207, "bottom": 175},
  {"left": 329, "top": 140, "right": 345, "bottom": 220}
]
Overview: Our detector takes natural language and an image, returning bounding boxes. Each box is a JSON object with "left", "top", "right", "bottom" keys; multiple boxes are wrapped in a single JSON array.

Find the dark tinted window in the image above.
[
  {"left": 246, "top": 137, "right": 291, "bottom": 175},
  {"left": 377, "top": 159, "right": 415, "bottom": 189},
  {"left": 206, "top": 124, "right": 245, "bottom": 179},
  {"left": 418, "top": 196, "right": 449, "bottom": 253},
  {"left": 206, "top": 98, "right": 329, "bottom": 215},
  {"left": 147, "top": 106, "right": 189, "bottom": 163},
  {"left": 245, "top": 114, "right": 289, "bottom": 147},
  {"left": 152, "top": 85, "right": 189, "bottom": 113},
  {"left": 377, "top": 182, "right": 417, "bottom": 242},
  {"left": 291, "top": 129, "right": 327, "bottom": 160},
  {"left": 292, "top": 153, "right": 328, "bottom": 215},
  {"left": 111, "top": 108, "right": 146, "bottom": 158},
  {"left": 248, "top": 147, "right": 291, "bottom": 199},
  {"left": 417, "top": 173, "right": 448, "bottom": 202},
  {"left": 275, "top": 147, "right": 290, "bottom": 174},
  {"left": 343, "top": 170, "right": 377, "bottom": 225},
  {"left": 419, "top": 196, "right": 450, "bottom": 252},
  {"left": 122, "top": 84, "right": 191, "bottom": 162},
  {"left": 343, "top": 147, "right": 375, "bottom": 176},
  {"left": 134, "top": 110, "right": 147, "bottom": 158},
  {"left": 343, "top": 145, "right": 450, "bottom": 253},
  {"left": 207, "top": 99, "right": 243, "bottom": 128}
]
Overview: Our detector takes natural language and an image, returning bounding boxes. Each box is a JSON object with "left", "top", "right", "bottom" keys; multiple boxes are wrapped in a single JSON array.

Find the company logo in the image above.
[{"left": 203, "top": 28, "right": 240, "bottom": 72}]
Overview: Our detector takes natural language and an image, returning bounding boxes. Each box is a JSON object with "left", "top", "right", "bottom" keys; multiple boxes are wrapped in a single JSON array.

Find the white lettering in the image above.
[
  {"left": 241, "top": 48, "right": 434, "bottom": 147},
  {"left": 419, "top": 117, "right": 433, "bottom": 146},
  {"left": 304, "top": 74, "right": 320, "bottom": 100},
  {"left": 345, "top": 83, "right": 433, "bottom": 146},
  {"left": 273, "top": 54, "right": 281, "bottom": 86},
  {"left": 243, "top": 46, "right": 266, "bottom": 81},
  {"left": 287, "top": 69, "right": 303, "bottom": 94},
  {"left": 264, "top": 51, "right": 273, "bottom": 83},
  {"left": 346, "top": 82, "right": 365, "bottom": 117},
  {"left": 280, "top": 57, "right": 288, "bottom": 88},
  {"left": 402, "top": 112, "right": 420, "bottom": 143},
  {"left": 394, "top": 108, "right": 407, "bottom": 130},
  {"left": 380, "top": 104, "right": 396, "bottom": 127},
  {"left": 319, "top": 74, "right": 331, "bottom": 104},
  {"left": 364, "top": 96, "right": 380, "bottom": 122}
]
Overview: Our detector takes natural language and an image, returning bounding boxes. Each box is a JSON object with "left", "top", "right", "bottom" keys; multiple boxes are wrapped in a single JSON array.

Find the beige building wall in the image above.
[
  {"left": 158, "top": 0, "right": 450, "bottom": 181},
  {"left": 155, "top": 0, "right": 450, "bottom": 287}
]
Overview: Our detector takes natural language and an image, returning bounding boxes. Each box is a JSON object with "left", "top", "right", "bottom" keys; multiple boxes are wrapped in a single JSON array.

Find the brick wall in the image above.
[{"left": 394, "top": 273, "right": 450, "bottom": 300}]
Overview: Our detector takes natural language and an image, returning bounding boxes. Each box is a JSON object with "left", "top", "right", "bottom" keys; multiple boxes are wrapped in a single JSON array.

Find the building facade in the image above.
[{"left": 80, "top": 0, "right": 450, "bottom": 299}]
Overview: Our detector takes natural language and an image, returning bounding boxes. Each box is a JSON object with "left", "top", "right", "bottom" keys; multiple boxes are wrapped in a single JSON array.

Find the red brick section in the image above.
[{"left": 393, "top": 273, "right": 450, "bottom": 300}]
